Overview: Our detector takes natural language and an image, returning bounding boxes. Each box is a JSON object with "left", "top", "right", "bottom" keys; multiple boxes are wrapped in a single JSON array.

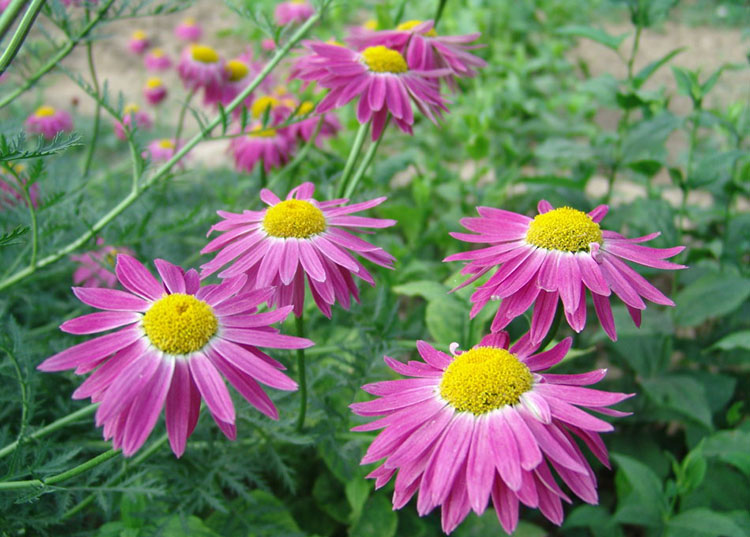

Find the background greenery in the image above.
[{"left": 0, "top": 0, "right": 748, "bottom": 535}]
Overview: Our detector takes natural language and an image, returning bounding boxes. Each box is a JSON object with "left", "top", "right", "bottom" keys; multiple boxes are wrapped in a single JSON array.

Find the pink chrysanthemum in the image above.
[
  {"left": 143, "top": 77, "right": 168, "bottom": 106},
  {"left": 285, "top": 101, "right": 341, "bottom": 147},
  {"left": 201, "top": 182, "right": 396, "bottom": 318},
  {"left": 0, "top": 164, "right": 39, "bottom": 209},
  {"left": 446, "top": 201, "right": 686, "bottom": 344},
  {"left": 26, "top": 105, "right": 73, "bottom": 140},
  {"left": 38, "top": 255, "right": 313, "bottom": 457},
  {"left": 274, "top": 0, "right": 315, "bottom": 25},
  {"left": 351, "top": 332, "right": 632, "bottom": 534},
  {"left": 71, "top": 238, "right": 135, "bottom": 288},
  {"left": 144, "top": 48, "right": 173, "bottom": 72},
  {"left": 348, "top": 19, "right": 486, "bottom": 90},
  {"left": 144, "top": 139, "right": 185, "bottom": 166},
  {"left": 203, "top": 54, "right": 257, "bottom": 108},
  {"left": 175, "top": 17, "right": 203, "bottom": 42},
  {"left": 0, "top": 0, "right": 11, "bottom": 11},
  {"left": 294, "top": 42, "right": 449, "bottom": 140},
  {"left": 227, "top": 123, "right": 293, "bottom": 174},
  {"left": 60, "top": 0, "right": 99, "bottom": 5},
  {"left": 128, "top": 30, "right": 149, "bottom": 55},
  {"left": 261, "top": 38, "right": 276, "bottom": 52},
  {"left": 113, "top": 104, "right": 153, "bottom": 141},
  {"left": 178, "top": 44, "right": 226, "bottom": 90}
]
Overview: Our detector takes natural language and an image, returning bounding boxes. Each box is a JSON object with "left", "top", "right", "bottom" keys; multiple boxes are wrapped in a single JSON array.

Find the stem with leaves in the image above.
[
  {"left": 174, "top": 89, "right": 196, "bottom": 146},
  {"left": 344, "top": 129, "right": 384, "bottom": 198},
  {"left": 295, "top": 314, "right": 308, "bottom": 432},
  {"left": 82, "top": 13, "right": 101, "bottom": 178},
  {"left": 335, "top": 122, "right": 370, "bottom": 198},
  {"left": 0, "top": 0, "right": 45, "bottom": 75}
]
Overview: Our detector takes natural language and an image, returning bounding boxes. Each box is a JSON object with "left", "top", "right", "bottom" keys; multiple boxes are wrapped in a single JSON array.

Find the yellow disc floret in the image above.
[
  {"left": 263, "top": 199, "right": 326, "bottom": 239},
  {"left": 361, "top": 46, "right": 408, "bottom": 74},
  {"left": 296, "top": 101, "right": 315, "bottom": 116},
  {"left": 526, "top": 207, "right": 603, "bottom": 253},
  {"left": 146, "top": 77, "right": 163, "bottom": 89},
  {"left": 191, "top": 44, "right": 219, "bottom": 64},
  {"left": 251, "top": 96, "right": 280, "bottom": 118},
  {"left": 226, "top": 59, "right": 249, "bottom": 82},
  {"left": 151, "top": 48, "right": 165, "bottom": 57},
  {"left": 396, "top": 19, "right": 437, "bottom": 37},
  {"left": 124, "top": 103, "right": 140, "bottom": 115},
  {"left": 35, "top": 106, "right": 56, "bottom": 117},
  {"left": 439, "top": 346, "right": 533, "bottom": 415},
  {"left": 249, "top": 126, "right": 277, "bottom": 138},
  {"left": 158, "top": 139, "right": 175, "bottom": 149},
  {"left": 142, "top": 294, "right": 218, "bottom": 355},
  {"left": 364, "top": 19, "right": 378, "bottom": 31},
  {"left": 132, "top": 30, "right": 147, "bottom": 40}
]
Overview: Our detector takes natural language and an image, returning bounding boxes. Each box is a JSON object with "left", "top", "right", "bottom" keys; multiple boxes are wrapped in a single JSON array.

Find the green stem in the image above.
[
  {"left": 174, "top": 88, "right": 195, "bottom": 146},
  {"left": 335, "top": 121, "right": 369, "bottom": 198},
  {"left": 259, "top": 160, "right": 267, "bottom": 188},
  {"left": 0, "top": 345, "right": 29, "bottom": 459},
  {"left": 268, "top": 116, "right": 324, "bottom": 192},
  {"left": 393, "top": 0, "right": 408, "bottom": 25},
  {"left": 0, "top": 5, "right": 328, "bottom": 292},
  {"left": 0, "top": 448, "right": 119, "bottom": 490},
  {"left": 343, "top": 130, "right": 383, "bottom": 199},
  {"left": 2, "top": 163, "right": 38, "bottom": 268},
  {"left": 434, "top": 0, "right": 449, "bottom": 27},
  {"left": 0, "top": 0, "right": 116, "bottom": 109},
  {"left": 537, "top": 306, "right": 564, "bottom": 352},
  {"left": 82, "top": 17, "right": 100, "bottom": 178},
  {"left": 0, "top": 0, "right": 45, "bottom": 75},
  {"left": 0, "top": 404, "right": 97, "bottom": 459},
  {"left": 0, "top": 0, "right": 28, "bottom": 42},
  {"left": 295, "top": 314, "right": 307, "bottom": 432}
]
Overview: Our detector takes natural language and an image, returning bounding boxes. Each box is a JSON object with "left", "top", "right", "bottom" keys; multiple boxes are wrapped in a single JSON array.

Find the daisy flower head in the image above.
[
  {"left": 0, "top": 0, "right": 11, "bottom": 11},
  {"left": 175, "top": 17, "right": 203, "bottom": 42},
  {"left": 348, "top": 19, "right": 486, "bottom": 90},
  {"left": 294, "top": 42, "right": 449, "bottom": 140},
  {"left": 261, "top": 38, "right": 276, "bottom": 52},
  {"left": 351, "top": 332, "right": 632, "bottom": 534},
  {"left": 178, "top": 44, "right": 226, "bottom": 90},
  {"left": 285, "top": 100, "right": 341, "bottom": 147},
  {"left": 144, "top": 48, "right": 173, "bottom": 72},
  {"left": 143, "top": 77, "right": 168, "bottom": 106},
  {"left": 71, "top": 238, "right": 135, "bottom": 288},
  {"left": 201, "top": 182, "right": 396, "bottom": 318},
  {"left": 38, "top": 255, "right": 313, "bottom": 457},
  {"left": 446, "top": 201, "right": 686, "bottom": 345},
  {"left": 113, "top": 104, "right": 153, "bottom": 141},
  {"left": 0, "top": 164, "right": 39, "bottom": 210},
  {"left": 144, "top": 138, "right": 185, "bottom": 167},
  {"left": 274, "top": 0, "right": 315, "bottom": 26},
  {"left": 228, "top": 123, "right": 293, "bottom": 174},
  {"left": 203, "top": 55, "right": 255, "bottom": 108},
  {"left": 128, "top": 30, "right": 150, "bottom": 55},
  {"left": 26, "top": 105, "right": 73, "bottom": 140}
]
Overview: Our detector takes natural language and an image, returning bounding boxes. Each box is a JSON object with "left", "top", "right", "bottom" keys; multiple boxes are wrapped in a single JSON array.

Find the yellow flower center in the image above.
[
  {"left": 249, "top": 126, "right": 277, "bottom": 138},
  {"left": 150, "top": 48, "right": 164, "bottom": 57},
  {"left": 142, "top": 294, "right": 218, "bottom": 355},
  {"left": 183, "top": 17, "right": 196, "bottom": 25},
  {"left": 35, "top": 106, "right": 56, "bottom": 117},
  {"left": 364, "top": 19, "right": 378, "bottom": 31},
  {"left": 274, "top": 85, "right": 289, "bottom": 96},
  {"left": 263, "top": 199, "right": 326, "bottom": 239},
  {"left": 361, "top": 46, "right": 408, "bottom": 74},
  {"left": 296, "top": 101, "right": 315, "bottom": 116},
  {"left": 124, "top": 103, "right": 140, "bottom": 115},
  {"left": 326, "top": 39, "right": 344, "bottom": 46},
  {"left": 158, "top": 139, "right": 175, "bottom": 149},
  {"left": 440, "top": 347, "right": 534, "bottom": 415},
  {"left": 225, "top": 59, "right": 249, "bottom": 82},
  {"left": 191, "top": 44, "right": 219, "bottom": 64},
  {"left": 396, "top": 19, "right": 438, "bottom": 37},
  {"left": 132, "top": 30, "right": 146, "bottom": 40},
  {"left": 103, "top": 248, "right": 123, "bottom": 267},
  {"left": 251, "top": 95, "right": 280, "bottom": 118},
  {"left": 526, "top": 207, "right": 603, "bottom": 253},
  {"left": 146, "top": 77, "right": 163, "bottom": 89}
]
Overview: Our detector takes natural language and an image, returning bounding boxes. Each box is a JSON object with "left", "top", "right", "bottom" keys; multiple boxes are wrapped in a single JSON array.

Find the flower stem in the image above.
[
  {"left": 295, "top": 313, "right": 307, "bottom": 432},
  {"left": 434, "top": 0, "right": 449, "bottom": 28},
  {"left": 537, "top": 306, "right": 564, "bottom": 352},
  {"left": 0, "top": 0, "right": 45, "bottom": 74},
  {"left": 0, "top": 0, "right": 27, "bottom": 42},
  {"left": 174, "top": 88, "right": 196, "bottom": 147},
  {"left": 344, "top": 127, "right": 384, "bottom": 199},
  {"left": 336, "top": 121, "right": 370, "bottom": 198},
  {"left": 0, "top": 448, "right": 119, "bottom": 490},
  {"left": 0, "top": 404, "right": 98, "bottom": 459},
  {"left": 82, "top": 14, "right": 101, "bottom": 179}
]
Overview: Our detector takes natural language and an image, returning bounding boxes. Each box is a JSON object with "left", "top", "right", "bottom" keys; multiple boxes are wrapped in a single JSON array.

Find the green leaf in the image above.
[
  {"left": 0, "top": 225, "right": 28, "bottom": 248},
  {"left": 675, "top": 272, "right": 750, "bottom": 327},
  {"left": 349, "top": 494, "right": 397, "bottom": 537},
  {"left": 641, "top": 375, "right": 713, "bottom": 428},
  {"left": 0, "top": 132, "right": 82, "bottom": 162},
  {"left": 206, "top": 491, "right": 304, "bottom": 537},
  {"left": 425, "top": 295, "right": 466, "bottom": 346},
  {"left": 672, "top": 66, "right": 700, "bottom": 103},
  {"left": 612, "top": 454, "right": 667, "bottom": 527},
  {"left": 626, "top": 159, "right": 663, "bottom": 177},
  {"left": 676, "top": 444, "right": 707, "bottom": 496},
  {"left": 666, "top": 508, "right": 748, "bottom": 537},
  {"left": 621, "top": 113, "right": 682, "bottom": 163},
  {"left": 710, "top": 331, "right": 750, "bottom": 352},
  {"left": 703, "top": 429, "right": 750, "bottom": 477},
  {"left": 633, "top": 47, "right": 686, "bottom": 88},
  {"left": 393, "top": 280, "right": 450, "bottom": 302},
  {"left": 160, "top": 515, "right": 222, "bottom": 537},
  {"left": 556, "top": 25, "right": 628, "bottom": 51},
  {"left": 345, "top": 478, "right": 371, "bottom": 525}
]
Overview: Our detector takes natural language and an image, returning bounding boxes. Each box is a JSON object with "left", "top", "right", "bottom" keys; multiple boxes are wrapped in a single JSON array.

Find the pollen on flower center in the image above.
[
  {"left": 132, "top": 30, "right": 146, "bottom": 40},
  {"left": 361, "top": 46, "right": 408, "bottom": 74},
  {"left": 35, "top": 106, "right": 56, "bottom": 117},
  {"left": 157, "top": 139, "right": 175, "bottom": 150},
  {"left": 249, "top": 126, "right": 277, "bottom": 137},
  {"left": 142, "top": 293, "right": 218, "bottom": 355},
  {"left": 396, "top": 19, "right": 437, "bottom": 37},
  {"left": 146, "top": 77, "right": 163, "bottom": 89},
  {"left": 296, "top": 101, "right": 315, "bottom": 116},
  {"left": 439, "top": 346, "right": 533, "bottom": 415},
  {"left": 225, "top": 59, "right": 249, "bottom": 82},
  {"left": 251, "top": 96, "right": 281, "bottom": 118},
  {"left": 263, "top": 199, "right": 326, "bottom": 239},
  {"left": 526, "top": 207, "right": 603, "bottom": 253},
  {"left": 124, "top": 103, "right": 140, "bottom": 115},
  {"left": 191, "top": 44, "right": 219, "bottom": 63},
  {"left": 151, "top": 48, "right": 165, "bottom": 57}
]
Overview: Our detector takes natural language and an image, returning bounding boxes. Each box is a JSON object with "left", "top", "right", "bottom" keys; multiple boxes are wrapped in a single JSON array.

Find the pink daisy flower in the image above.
[
  {"left": 351, "top": 332, "right": 632, "bottom": 534},
  {"left": 204, "top": 56, "right": 255, "bottom": 108},
  {"left": 143, "top": 77, "right": 168, "bottom": 106},
  {"left": 113, "top": 104, "right": 153, "bottom": 141},
  {"left": 60, "top": 0, "right": 99, "bottom": 5},
  {"left": 128, "top": 30, "right": 150, "bottom": 55},
  {"left": 144, "top": 139, "right": 185, "bottom": 166},
  {"left": 274, "top": 0, "right": 315, "bottom": 25},
  {"left": 228, "top": 123, "right": 293, "bottom": 174},
  {"left": 175, "top": 17, "right": 203, "bottom": 42},
  {"left": 285, "top": 100, "right": 341, "bottom": 147},
  {"left": 177, "top": 44, "right": 226, "bottom": 90},
  {"left": 0, "top": 0, "right": 12, "bottom": 11},
  {"left": 446, "top": 201, "right": 686, "bottom": 344},
  {"left": 144, "top": 48, "right": 173, "bottom": 72},
  {"left": 261, "top": 38, "right": 276, "bottom": 52},
  {"left": 26, "top": 105, "right": 73, "bottom": 140},
  {"left": 38, "top": 255, "right": 313, "bottom": 457},
  {"left": 0, "top": 164, "right": 39, "bottom": 209},
  {"left": 200, "top": 182, "right": 396, "bottom": 318},
  {"left": 348, "top": 19, "right": 486, "bottom": 89},
  {"left": 71, "top": 238, "right": 135, "bottom": 288},
  {"left": 294, "top": 42, "right": 449, "bottom": 140}
]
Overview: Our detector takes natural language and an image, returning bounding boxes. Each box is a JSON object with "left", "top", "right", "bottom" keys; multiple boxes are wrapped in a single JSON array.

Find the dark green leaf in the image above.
[
  {"left": 665, "top": 508, "right": 748, "bottom": 537},
  {"left": 349, "top": 494, "right": 397, "bottom": 537},
  {"left": 556, "top": 25, "right": 628, "bottom": 51},
  {"left": 634, "top": 47, "right": 686, "bottom": 89},
  {"left": 641, "top": 375, "right": 713, "bottom": 428},
  {"left": 675, "top": 271, "right": 750, "bottom": 326}
]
